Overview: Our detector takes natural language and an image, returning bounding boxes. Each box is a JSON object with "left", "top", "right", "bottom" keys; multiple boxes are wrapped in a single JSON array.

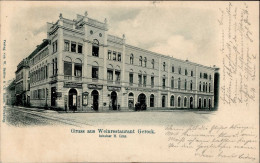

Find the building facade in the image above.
[{"left": 25, "top": 12, "right": 219, "bottom": 111}]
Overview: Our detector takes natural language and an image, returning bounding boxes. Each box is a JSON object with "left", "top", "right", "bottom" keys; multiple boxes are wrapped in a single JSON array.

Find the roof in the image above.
[{"left": 28, "top": 39, "right": 50, "bottom": 59}]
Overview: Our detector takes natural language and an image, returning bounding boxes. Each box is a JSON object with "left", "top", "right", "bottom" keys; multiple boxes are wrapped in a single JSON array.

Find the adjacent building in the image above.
[{"left": 19, "top": 12, "right": 219, "bottom": 111}]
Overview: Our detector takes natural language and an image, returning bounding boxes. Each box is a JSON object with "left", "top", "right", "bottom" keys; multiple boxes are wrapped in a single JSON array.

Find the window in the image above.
[
  {"left": 55, "top": 58, "right": 58, "bottom": 75},
  {"left": 191, "top": 70, "right": 193, "bottom": 77},
  {"left": 184, "top": 97, "right": 187, "bottom": 107},
  {"left": 78, "top": 44, "right": 83, "bottom": 54},
  {"left": 200, "top": 72, "right": 202, "bottom": 78},
  {"left": 185, "top": 69, "right": 188, "bottom": 75},
  {"left": 163, "top": 62, "right": 166, "bottom": 71},
  {"left": 53, "top": 40, "right": 57, "bottom": 53},
  {"left": 151, "top": 76, "right": 154, "bottom": 88},
  {"left": 115, "top": 71, "right": 120, "bottom": 83},
  {"left": 203, "top": 82, "right": 205, "bottom": 92},
  {"left": 64, "top": 40, "right": 69, "bottom": 51},
  {"left": 129, "top": 73, "right": 133, "bottom": 85},
  {"left": 204, "top": 73, "right": 208, "bottom": 79},
  {"left": 184, "top": 79, "right": 187, "bottom": 90},
  {"left": 178, "top": 67, "right": 181, "bottom": 74},
  {"left": 162, "top": 78, "right": 166, "bottom": 89},
  {"left": 209, "top": 75, "right": 212, "bottom": 80},
  {"left": 92, "top": 40, "right": 99, "bottom": 57},
  {"left": 199, "top": 82, "right": 202, "bottom": 91},
  {"left": 74, "top": 63, "right": 82, "bottom": 77},
  {"left": 71, "top": 42, "right": 76, "bottom": 52},
  {"left": 64, "top": 61, "right": 72, "bottom": 77},
  {"left": 172, "top": 66, "right": 174, "bottom": 73},
  {"left": 178, "top": 97, "right": 181, "bottom": 107},
  {"left": 143, "top": 75, "right": 147, "bottom": 87},
  {"left": 150, "top": 94, "right": 154, "bottom": 107},
  {"left": 171, "top": 77, "right": 174, "bottom": 89},
  {"left": 151, "top": 59, "right": 155, "bottom": 69},
  {"left": 206, "top": 82, "right": 208, "bottom": 92},
  {"left": 130, "top": 54, "right": 134, "bottom": 64},
  {"left": 45, "top": 65, "right": 48, "bottom": 79},
  {"left": 107, "top": 70, "right": 113, "bottom": 81},
  {"left": 139, "top": 56, "right": 142, "bottom": 66},
  {"left": 170, "top": 96, "right": 174, "bottom": 106},
  {"left": 144, "top": 57, "right": 147, "bottom": 67},
  {"left": 113, "top": 51, "right": 117, "bottom": 61},
  {"left": 209, "top": 83, "right": 211, "bottom": 92},
  {"left": 108, "top": 51, "right": 111, "bottom": 60},
  {"left": 118, "top": 53, "right": 121, "bottom": 62},
  {"left": 92, "top": 67, "right": 99, "bottom": 79},
  {"left": 190, "top": 80, "right": 193, "bottom": 90},
  {"left": 178, "top": 78, "right": 181, "bottom": 89},
  {"left": 138, "top": 74, "right": 142, "bottom": 86}
]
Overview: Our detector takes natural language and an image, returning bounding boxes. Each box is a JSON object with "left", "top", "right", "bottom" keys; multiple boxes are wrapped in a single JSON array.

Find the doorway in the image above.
[
  {"left": 69, "top": 88, "right": 77, "bottom": 111},
  {"left": 92, "top": 90, "right": 99, "bottom": 111},
  {"left": 111, "top": 91, "right": 117, "bottom": 110},
  {"left": 51, "top": 87, "right": 56, "bottom": 107},
  {"left": 138, "top": 93, "right": 146, "bottom": 110}
]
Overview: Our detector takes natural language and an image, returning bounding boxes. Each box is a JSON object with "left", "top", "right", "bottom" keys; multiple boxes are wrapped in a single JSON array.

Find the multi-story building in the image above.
[
  {"left": 26, "top": 12, "right": 219, "bottom": 111},
  {"left": 15, "top": 58, "right": 30, "bottom": 106}
]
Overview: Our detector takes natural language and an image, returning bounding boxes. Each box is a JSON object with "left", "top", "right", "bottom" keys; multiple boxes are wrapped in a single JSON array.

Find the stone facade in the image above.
[{"left": 24, "top": 12, "right": 219, "bottom": 111}]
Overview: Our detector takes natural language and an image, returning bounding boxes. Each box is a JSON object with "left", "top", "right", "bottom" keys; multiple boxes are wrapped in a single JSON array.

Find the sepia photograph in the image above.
[{"left": 0, "top": 1, "right": 259, "bottom": 162}]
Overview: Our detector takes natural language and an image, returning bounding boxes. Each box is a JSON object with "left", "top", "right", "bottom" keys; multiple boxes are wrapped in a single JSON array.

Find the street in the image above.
[{"left": 5, "top": 106, "right": 216, "bottom": 127}]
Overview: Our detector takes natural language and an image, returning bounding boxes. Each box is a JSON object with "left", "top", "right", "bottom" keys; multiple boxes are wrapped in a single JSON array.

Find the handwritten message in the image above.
[
  {"left": 166, "top": 124, "right": 258, "bottom": 161},
  {"left": 219, "top": 2, "right": 256, "bottom": 105}
]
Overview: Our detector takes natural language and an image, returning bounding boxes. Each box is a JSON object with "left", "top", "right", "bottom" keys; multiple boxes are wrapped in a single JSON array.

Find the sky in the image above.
[{"left": 2, "top": 1, "right": 219, "bottom": 81}]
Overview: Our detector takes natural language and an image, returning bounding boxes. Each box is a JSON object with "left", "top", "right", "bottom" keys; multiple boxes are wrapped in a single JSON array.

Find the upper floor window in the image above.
[
  {"left": 200, "top": 72, "right": 202, "bottom": 78},
  {"left": 71, "top": 42, "right": 76, "bottom": 52},
  {"left": 151, "top": 59, "right": 155, "bottom": 69},
  {"left": 199, "top": 81, "right": 202, "bottom": 91},
  {"left": 130, "top": 54, "right": 134, "bottom": 65},
  {"left": 162, "top": 77, "right": 166, "bottom": 89},
  {"left": 163, "top": 62, "right": 166, "bottom": 71},
  {"left": 74, "top": 63, "right": 82, "bottom": 77},
  {"left": 172, "top": 66, "right": 174, "bottom": 73},
  {"left": 139, "top": 56, "right": 142, "bottom": 66},
  {"left": 92, "top": 66, "right": 99, "bottom": 79},
  {"left": 209, "top": 83, "right": 211, "bottom": 92},
  {"left": 64, "top": 40, "right": 69, "bottom": 51},
  {"left": 190, "top": 80, "right": 193, "bottom": 90},
  {"left": 178, "top": 67, "right": 181, "bottom": 74},
  {"left": 115, "top": 71, "right": 121, "bottom": 83},
  {"left": 92, "top": 39, "right": 99, "bottom": 57},
  {"left": 191, "top": 70, "right": 193, "bottom": 77},
  {"left": 151, "top": 76, "right": 154, "bottom": 88},
  {"left": 108, "top": 51, "right": 111, "bottom": 60},
  {"left": 184, "top": 79, "right": 187, "bottom": 90},
  {"left": 209, "top": 75, "right": 212, "bottom": 80},
  {"left": 53, "top": 40, "right": 58, "bottom": 53},
  {"left": 113, "top": 51, "right": 117, "bottom": 61},
  {"left": 178, "top": 78, "right": 181, "bottom": 89},
  {"left": 107, "top": 70, "right": 113, "bottom": 81},
  {"left": 143, "top": 75, "right": 147, "bottom": 87},
  {"left": 138, "top": 74, "right": 142, "bottom": 86},
  {"left": 129, "top": 73, "right": 133, "bottom": 85},
  {"left": 204, "top": 73, "right": 208, "bottom": 79},
  {"left": 185, "top": 69, "right": 188, "bottom": 75},
  {"left": 171, "top": 77, "right": 174, "bottom": 89},
  {"left": 144, "top": 57, "right": 147, "bottom": 67},
  {"left": 78, "top": 44, "right": 83, "bottom": 54},
  {"left": 118, "top": 53, "right": 121, "bottom": 62}
]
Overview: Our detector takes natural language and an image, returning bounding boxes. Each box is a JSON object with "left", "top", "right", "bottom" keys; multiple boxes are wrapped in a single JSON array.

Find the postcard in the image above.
[{"left": 0, "top": 1, "right": 259, "bottom": 162}]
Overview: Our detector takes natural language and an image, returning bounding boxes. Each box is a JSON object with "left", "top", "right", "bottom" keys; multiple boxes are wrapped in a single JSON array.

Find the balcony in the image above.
[
  {"left": 64, "top": 75, "right": 72, "bottom": 80},
  {"left": 74, "top": 76, "right": 82, "bottom": 81}
]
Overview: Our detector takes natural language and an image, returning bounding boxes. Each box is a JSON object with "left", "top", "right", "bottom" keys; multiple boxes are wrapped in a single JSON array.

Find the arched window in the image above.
[
  {"left": 184, "top": 79, "right": 187, "bottom": 90},
  {"left": 144, "top": 57, "right": 147, "bottom": 67},
  {"left": 170, "top": 95, "right": 174, "bottom": 106},
  {"left": 178, "top": 97, "right": 181, "bottom": 107},
  {"left": 206, "top": 82, "right": 208, "bottom": 92},
  {"left": 151, "top": 59, "right": 155, "bottom": 69},
  {"left": 185, "top": 69, "right": 188, "bottom": 75},
  {"left": 191, "top": 70, "right": 193, "bottom": 76},
  {"left": 92, "top": 39, "right": 99, "bottom": 57},
  {"left": 209, "top": 83, "right": 211, "bottom": 92},
  {"left": 204, "top": 99, "right": 207, "bottom": 108},
  {"left": 150, "top": 94, "right": 154, "bottom": 107},
  {"left": 203, "top": 82, "right": 205, "bottom": 92},
  {"left": 178, "top": 78, "right": 181, "bottom": 89},
  {"left": 172, "top": 66, "right": 174, "bottom": 73},
  {"left": 184, "top": 97, "right": 187, "bottom": 107},
  {"left": 139, "top": 56, "right": 142, "bottom": 66},
  {"left": 190, "top": 80, "right": 193, "bottom": 90},
  {"left": 178, "top": 67, "right": 181, "bottom": 74},
  {"left": 163, "top": 62, "right": 166, "bottom": 71},
  {"left": 128, "top": 92, "right": 134, "bottom": 109},
  {"left": 171, "top": 77, "right": 174, "bottom": 89},
  {"left": 130, "top": 53, "right": 134, "bottom": 64},
  {"left": 199, "top": 82, "right": 202, "bottom": 91}
]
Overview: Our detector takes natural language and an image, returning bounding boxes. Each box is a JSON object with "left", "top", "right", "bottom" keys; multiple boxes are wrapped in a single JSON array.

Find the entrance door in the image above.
[
  {"left": 51, "top": 87, "right": 56, "bottom": 106},
  {"left": 111, "top": 91, "right": 117, "bottom": 110},
  {"left": 92, "top": 90, "right": 99, "bottom": 111},
  {"left": 162, "top": 96, "right": 166, "bottom": 107},
  {"left": 190, "top": 97, "right": 193, "bottom": 109},
  {"left": 138, "top": 93, "right": 146, "bottom": 110},
  {"left": 69, "top": 88, "right": 77, "bottom": 111}
]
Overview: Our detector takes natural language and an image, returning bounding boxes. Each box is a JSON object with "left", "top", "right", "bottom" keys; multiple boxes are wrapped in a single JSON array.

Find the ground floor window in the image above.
[
  {"left": 170, "top": 95, "right": 174, "bottom": 106},
  {"left": 150, "top": 94, "right": 154, "bottom": 107},
  {"left": 178, "top": 97, "right": 181, "bottom": 107},
  {"left": 184, "top": 97, "right": 187, "bottom": 107}
]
